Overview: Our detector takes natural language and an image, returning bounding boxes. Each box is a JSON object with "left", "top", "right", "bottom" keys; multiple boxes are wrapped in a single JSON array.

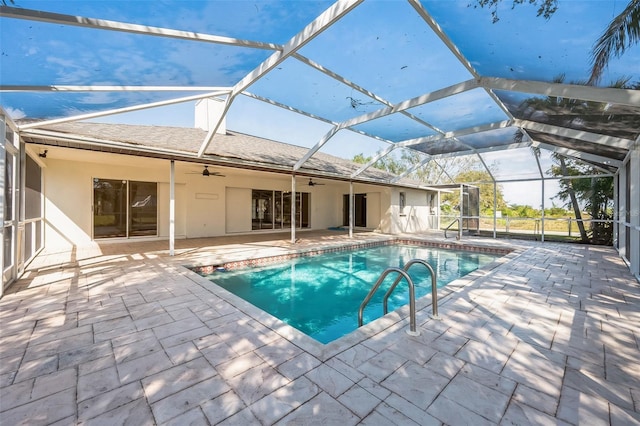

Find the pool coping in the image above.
[
  {"left": 188, "top": 237, "right": 512, "bottom": 274},
  {"left": 182, "top": 237, "right": 524, "bottom": 361}
]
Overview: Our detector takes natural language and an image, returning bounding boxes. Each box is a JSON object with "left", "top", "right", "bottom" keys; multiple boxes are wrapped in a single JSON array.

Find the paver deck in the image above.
[{"left": 1, "top": 231, "right": 639, "bottom": 425}]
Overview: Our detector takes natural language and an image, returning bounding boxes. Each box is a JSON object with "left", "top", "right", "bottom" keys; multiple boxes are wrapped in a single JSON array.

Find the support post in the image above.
[
  {"left": 291, "top": 174, "right": 296, "bottom": 243},
  {"left": 169, "top": 160, "right": 175, "bottom": 256},
  {"left": 541, "top": 179, "right": 545, "bottom": 243},
  {"left": 458, "top": 184, "right": 463, "bottom": 240},
  {"left": 493, "top": 182, "right": 497, "bottom": 239},
  {"left": 349, "top": 181, "right": 354, "bottom": 238},
  {"left": 436, "top": 191, "right": 441, "bottom": 231}
]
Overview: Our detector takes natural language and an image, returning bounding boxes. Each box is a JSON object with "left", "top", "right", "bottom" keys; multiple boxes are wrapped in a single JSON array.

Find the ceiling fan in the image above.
[
  {"left": 308, "top": 178, "right": 325, "bottom": 186},
  {"left": 187, "top": 165, "right": 225, "bottom": 177}
]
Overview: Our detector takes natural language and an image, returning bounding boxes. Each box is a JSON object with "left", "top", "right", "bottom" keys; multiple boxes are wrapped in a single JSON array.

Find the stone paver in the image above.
[{"left": 1, "top": 232, "right": 639, "bottom": 425}]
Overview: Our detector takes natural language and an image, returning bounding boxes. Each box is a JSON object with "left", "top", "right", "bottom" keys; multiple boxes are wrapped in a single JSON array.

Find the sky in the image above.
[{"left": 2, "top": 0, "right": 634, "bottom": 208}]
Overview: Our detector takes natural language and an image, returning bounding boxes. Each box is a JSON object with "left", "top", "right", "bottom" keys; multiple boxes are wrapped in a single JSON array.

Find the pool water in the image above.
[{"left": 203, "top": 244, "right": 499, "bottom": 343}]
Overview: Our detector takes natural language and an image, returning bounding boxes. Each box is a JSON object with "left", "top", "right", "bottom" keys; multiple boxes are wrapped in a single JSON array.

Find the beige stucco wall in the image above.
[
  {"left": 43, "top": 151, "right": 184, "bottom": 248},
  {"left": 40, "top": 147, "right": 437, "bottom": 248},
  {"left": 379, "top": 187, "right": 438, "bottom": 234}
]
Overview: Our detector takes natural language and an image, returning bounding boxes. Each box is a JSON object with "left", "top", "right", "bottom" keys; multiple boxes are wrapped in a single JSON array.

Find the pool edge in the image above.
[{"left": 181, "top": 238, "right": 525, "bottom": 361}]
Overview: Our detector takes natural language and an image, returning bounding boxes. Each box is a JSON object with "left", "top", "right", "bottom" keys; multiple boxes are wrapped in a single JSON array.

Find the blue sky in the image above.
[{"left": 2, "top": 0, "right": 634, "bottom": 207}]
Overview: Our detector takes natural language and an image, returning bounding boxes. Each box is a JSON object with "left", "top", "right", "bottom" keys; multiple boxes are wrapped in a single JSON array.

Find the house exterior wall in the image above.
[
  {"left": 43, "top": 153, "right": 181, "bottom": 248},
  {"left": 366, "top": 192, "right": 381, "bottom": 231},
  {"left": 225, "top": 188, "right": 251, "bottom": 233},
  {"left": 43, "top": 148, "right": 436, "bottom": 247},
  {"left": 379, "top": 187, "right": 437, "bottom": 234},
  {"left": 40, "top": 149, "right": 440, "bottom": 248}
]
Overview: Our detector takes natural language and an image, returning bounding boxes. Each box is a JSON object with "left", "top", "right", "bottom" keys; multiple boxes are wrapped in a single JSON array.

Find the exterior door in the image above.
[{"left": 343, "top": 194, "right": 367, "bottom": 227}]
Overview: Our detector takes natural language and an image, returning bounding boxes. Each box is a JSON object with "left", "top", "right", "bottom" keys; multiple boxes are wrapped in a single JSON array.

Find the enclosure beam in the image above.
[
  {"left": 398, "top": 120, "right": 512, "bottom": 148},
  {"left": 19, "top": 90, "right": 231, "bottom": 130},
  {"left": 517, "top": 119, "right": 634, "bottom": 150},
  {"left": 351, "top": 144, "right": 397, "bottom": 178},
  {"left": 241, "top": 92, "right": 336, "bottom": 125},
  {"left": 338, "top": 79, "right": 480, "bottom": 131},
  {"left": 407, "top": 0, "right": 514, "bottom": 120},
  {"left": 531, "top": 142, "right": 622, "bottom": 169},
  {"left": 293, "top": 53, "right": 395, "bottom": 110},
  {"left": 425, "top": 141, "right": 530, "bottom": 161},
  {"left": 0, "top": 6, "right": 280, "bottom": 50},
  {"left": 197, "top": 0, "right": 364, "bottom": 157},
  {"left": 391, "top": 157, "right": 431, "bottom": 183},
  {"left": 296, "top": 55, "right": 476, "bottom": 140},
  {"left": 294, "top": 126, "right": 341, "bottom": 171},
  {"left": 480, "top": 77, "right": 640, "bottom": 107},
  {"left": 293, "top": 78, "right": 480, "bottom": 171},
  {"left": 1, "top": 85, "right": 232, "bottom": 93}
]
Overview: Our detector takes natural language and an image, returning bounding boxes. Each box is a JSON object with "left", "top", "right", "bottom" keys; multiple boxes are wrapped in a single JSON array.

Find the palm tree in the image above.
[{"left": 589, "top": 0, "right": 640, "bottom": 85}]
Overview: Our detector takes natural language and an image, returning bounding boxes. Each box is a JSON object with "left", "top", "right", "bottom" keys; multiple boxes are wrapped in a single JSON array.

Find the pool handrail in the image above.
[
  {"left": 383, "top": 259, "right": 439, "bottom": 320},
  {"left": 444, "top": 218, "right": 461, "bottom": 240},
  {"left": 358, "top": 267, "right": 419, "bottom": 336}
]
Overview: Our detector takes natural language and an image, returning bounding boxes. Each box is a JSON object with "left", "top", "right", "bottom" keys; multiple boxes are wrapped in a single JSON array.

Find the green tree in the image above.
[
  {"left": 589, "top": 0, "right": 640, "bottom": 84},
  {"left": 549, "top": 157, "right": 614, "bottom": 244},
  {"left": 522, "top": 76, "right": 628, "bottom": 244},
  {"left": 502, "top": 204, "right": 540, "bottom": 218},
  {"left": 352, "top": 152, "right": 507, "bottom": 215},
  {"left": 470, "top": 0, "right": 558, "bottom": 24},
  {"left": 440, "top": 169, "right": 507, "bottom": 215}
]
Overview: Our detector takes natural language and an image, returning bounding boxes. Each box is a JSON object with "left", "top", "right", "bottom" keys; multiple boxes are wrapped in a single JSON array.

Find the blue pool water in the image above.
[{"left": 203, "top": 244, "right": 500, "bottom": 343}]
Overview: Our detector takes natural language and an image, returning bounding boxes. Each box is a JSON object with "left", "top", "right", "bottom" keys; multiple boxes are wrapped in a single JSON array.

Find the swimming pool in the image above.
[{"left": 201, "top": 244, "right": 501, "bottom": 343}]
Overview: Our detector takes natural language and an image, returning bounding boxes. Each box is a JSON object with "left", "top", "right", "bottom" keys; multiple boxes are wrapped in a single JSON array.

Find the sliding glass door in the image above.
[
  {"left": 252, "top": 189, "right": 309, "bottom": 230},
  {"left": 252, "top": 190, "right": 275, "bottom": 230},
  {"left": 129, "top": 181, "right": 158, "bottom": 237},
  {"left": 93, "top": 178, "right": 157, "bottom": 239}
]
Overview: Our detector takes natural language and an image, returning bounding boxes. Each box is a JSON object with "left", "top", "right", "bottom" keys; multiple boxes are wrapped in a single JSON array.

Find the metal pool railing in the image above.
[{"left": 358, "top": 258, "right": 440, "bottom": 337}]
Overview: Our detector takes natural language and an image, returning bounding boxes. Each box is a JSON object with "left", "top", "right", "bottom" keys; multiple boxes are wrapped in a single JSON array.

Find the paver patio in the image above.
[{"left": 1, "top": 231, "right": 639, "bottom": 425}]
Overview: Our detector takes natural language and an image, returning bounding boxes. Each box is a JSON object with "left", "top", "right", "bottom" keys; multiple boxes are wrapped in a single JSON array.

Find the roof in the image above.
[
  {"left": 20, "top": 121, "right": 431, "bottom": 187},
  {"left": 1, "top": 0, "right": 639, "bottom": 185}
]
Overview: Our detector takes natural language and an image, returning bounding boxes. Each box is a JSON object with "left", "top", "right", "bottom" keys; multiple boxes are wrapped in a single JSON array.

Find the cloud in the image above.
[{"left": 4, "top": 107, "right": 26, "bottom": 120}]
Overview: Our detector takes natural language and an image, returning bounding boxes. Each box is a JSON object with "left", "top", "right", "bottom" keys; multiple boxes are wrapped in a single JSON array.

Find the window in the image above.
[
  {"left": 93, "top": 178, "right": 157, "bottom": 239},
  {"left": 399, "top": 192, "right": 406, "bottom": 214},
  {"left": 252, "top": 189, "right": 309, "bottom": 230}
]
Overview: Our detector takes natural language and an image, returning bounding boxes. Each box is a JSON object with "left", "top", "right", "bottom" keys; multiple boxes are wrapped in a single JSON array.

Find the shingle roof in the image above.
[{"left": 25, "top": 121, "right": 420, "bottom": 186}]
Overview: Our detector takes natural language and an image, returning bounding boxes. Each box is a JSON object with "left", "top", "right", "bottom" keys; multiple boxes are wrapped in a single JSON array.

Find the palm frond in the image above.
[{"left": 589, "top": 0, "right": 640, "bottom": 85}]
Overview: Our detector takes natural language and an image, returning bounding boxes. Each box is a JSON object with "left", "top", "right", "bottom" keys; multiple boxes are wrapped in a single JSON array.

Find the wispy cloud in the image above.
[{"left": 5, "top": 107, "right": 26, "bottom": 120}]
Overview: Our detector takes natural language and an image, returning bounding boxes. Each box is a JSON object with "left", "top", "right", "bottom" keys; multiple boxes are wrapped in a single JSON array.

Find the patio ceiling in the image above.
[{"left": 1, "top": 0, "right": 639, "bottom": 184}]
